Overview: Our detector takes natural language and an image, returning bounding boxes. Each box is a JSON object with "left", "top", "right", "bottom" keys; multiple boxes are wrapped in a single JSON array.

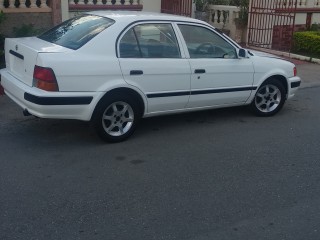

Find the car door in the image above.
[
  {"left": 177, "top": 24, "right": 255, "bottom": 108},
  {"left": 118, "top": 23, "right": 191, "bottom": 113}
]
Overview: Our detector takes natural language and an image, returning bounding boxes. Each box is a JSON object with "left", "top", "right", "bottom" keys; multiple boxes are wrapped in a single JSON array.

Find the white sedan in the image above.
[{"left": 0, "top": 11, "right": 301, "bottom": 142}]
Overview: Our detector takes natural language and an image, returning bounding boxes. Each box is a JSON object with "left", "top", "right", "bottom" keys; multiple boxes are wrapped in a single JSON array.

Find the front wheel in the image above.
[
  {"left": 251, "top": 79, "right": 286, "bottom": 116},
  {"left": 93, "top": 95, "right": 141, "bottom": 143}
]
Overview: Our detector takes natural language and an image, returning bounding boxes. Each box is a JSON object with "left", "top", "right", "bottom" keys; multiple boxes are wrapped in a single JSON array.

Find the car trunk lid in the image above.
[{"left": 5, "top": 37, "right": 71, "bottom": 87}]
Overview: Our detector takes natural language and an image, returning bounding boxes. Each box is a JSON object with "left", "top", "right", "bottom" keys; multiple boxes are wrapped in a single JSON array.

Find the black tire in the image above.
[
  {"left": 92, "top": 94, "right": 141, "bottom": 143},
  {"left": 251, "top": 79, "right": 286, "bottom": 117}
]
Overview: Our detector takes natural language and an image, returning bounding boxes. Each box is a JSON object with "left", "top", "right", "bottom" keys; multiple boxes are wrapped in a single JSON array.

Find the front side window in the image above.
[
  {"left": 178, "top": 24, "right": 237, "bottom": 59},
  {"left": 39, "top": 15, "right": 115, "bottom": 50},
  {"left": 119, "top": 23, "right": 181, "bottom": 58}
]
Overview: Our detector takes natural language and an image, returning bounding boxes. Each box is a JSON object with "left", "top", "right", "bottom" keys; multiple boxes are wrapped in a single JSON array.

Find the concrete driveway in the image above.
[{"left": 295, "top": 61, "right": 320, "bottom": 88}]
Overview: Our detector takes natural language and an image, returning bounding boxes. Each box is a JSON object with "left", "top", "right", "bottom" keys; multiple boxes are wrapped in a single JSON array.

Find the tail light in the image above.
[
  {"left": 33, "top": 65, "right": 59, "bottom": 91},
  {"left": 293, "top": 66, "right": 297, "bottom": 77}
]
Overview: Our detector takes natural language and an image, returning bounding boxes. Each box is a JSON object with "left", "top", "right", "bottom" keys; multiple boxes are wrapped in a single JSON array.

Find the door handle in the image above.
[
  {"left": 130, "top": 70, "right": 143, "bottom": 75},
  {"left": 194, "top": 69, "right": 206, "bottom": 74}
]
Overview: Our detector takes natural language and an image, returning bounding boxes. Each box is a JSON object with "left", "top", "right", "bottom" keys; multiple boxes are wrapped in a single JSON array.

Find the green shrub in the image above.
[
  {"left": 0, "top": 11, "right": 5, "bottom": 61},
  {"left": 293, "top": 31, "right": 320, "bottom": 55},
  {"left": 13, "top": 24, "right": 42, "bottom": 38},
  {"left": 310, "top": 24, "right": 319, "bottom": 32}
]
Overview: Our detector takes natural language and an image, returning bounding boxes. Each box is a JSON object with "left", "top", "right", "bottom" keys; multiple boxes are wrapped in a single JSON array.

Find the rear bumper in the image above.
[
  {"left": 24, "top": 93, "right": 93, "bottom": 106},
  {"left": 287, "top": 76, "right": 301, "bottom": 99},
  {"left": 0, "top": 69, "right": 102, "bottom": 121}
]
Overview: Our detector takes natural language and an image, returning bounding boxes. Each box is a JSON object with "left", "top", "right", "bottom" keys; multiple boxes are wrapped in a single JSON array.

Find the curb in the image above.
[{"left": 248, "top": 47, "right": 320, "bottom": 64}]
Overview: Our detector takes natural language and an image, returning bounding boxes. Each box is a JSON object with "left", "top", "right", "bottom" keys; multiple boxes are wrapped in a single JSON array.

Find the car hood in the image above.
[
  {"left": 248, "top": 49, "right": 279, "bottom": 58},
  {"left": 248, "top": 49, "right": 293, "bottom": 62}
]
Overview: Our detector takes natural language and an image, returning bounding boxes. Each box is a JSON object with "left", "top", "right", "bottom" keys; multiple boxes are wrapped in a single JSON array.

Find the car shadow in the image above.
[
  {"left": 6, "top": 106, "right": 252, "bottom": 144},
  {"left": 134, "top": 106, "right": 254, "bottom": 138}
]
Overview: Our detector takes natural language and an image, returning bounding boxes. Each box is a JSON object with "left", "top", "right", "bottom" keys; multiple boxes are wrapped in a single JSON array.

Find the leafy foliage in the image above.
[
  {"left": 310, "top": 24, "right": 319, "bottom": 32},
  {"left": 293, "top": 31, "right": 320, "bottom": 55},
  {"left": 13, "top": 24, "right": 42, "bottom": 37},
  {"left": 0, "top": 11, "right": 6, "bottom": 63},
  {"left": 194, "top": 0, "right": 249, "bottom": 26},
  {"left": 0, "top": 11, "right": 5, "bottom": 24},
  {"left": 194, "top": 0, "right": 212, "bottom": 11},
  {"left": 232, "top": 0, "right": 249, "bottom": 26},
  {"left": 194, "top": 0, "right": 237, "bottom": 11}
]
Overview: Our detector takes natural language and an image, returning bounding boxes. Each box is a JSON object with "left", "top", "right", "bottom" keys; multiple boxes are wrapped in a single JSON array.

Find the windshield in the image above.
[{"left": 38, "top": 15, "right": 115, "bottom": 50}]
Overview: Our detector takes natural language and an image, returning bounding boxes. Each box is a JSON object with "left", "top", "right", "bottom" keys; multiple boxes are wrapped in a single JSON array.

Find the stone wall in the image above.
[
  {"left": 207, "top": 5, "right": 240, "bottom": 42},
  {"left": 0, "top": 12, "right": 53, "bottom": 37}
]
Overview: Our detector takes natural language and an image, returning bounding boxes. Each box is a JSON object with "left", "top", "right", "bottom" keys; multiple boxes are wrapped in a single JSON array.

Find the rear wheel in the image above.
[
  {"left": 93, "top": 95, "right": 141, "bottom": 142},
  {"left": 251, "top": 79, "right": 286, "bottom": 116}
]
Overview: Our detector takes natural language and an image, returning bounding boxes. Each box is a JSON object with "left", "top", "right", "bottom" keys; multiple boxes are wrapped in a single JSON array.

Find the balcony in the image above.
[
  {"left": 69, "top": 0, "right": 143, "bottom": 11},
  {"left": 276, "top": 0, "right": 320, "bottom": 12},
  {"left": 0, "top": 0, "right": 51, "bottom": 13},
  {"left": 207, "top": 5, "right": 241, "bottom": 41},
  {"left": 296, "top": 0, "right": 320, "bottom": 8}
]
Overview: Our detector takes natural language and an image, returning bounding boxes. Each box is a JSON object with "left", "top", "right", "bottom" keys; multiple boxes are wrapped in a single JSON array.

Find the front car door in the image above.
[
  {"left": 177, "top": 24, "right": 255, "bottom": 108},
  {"left": 118, "top": 22, "right": 191, "bottom": 114}
]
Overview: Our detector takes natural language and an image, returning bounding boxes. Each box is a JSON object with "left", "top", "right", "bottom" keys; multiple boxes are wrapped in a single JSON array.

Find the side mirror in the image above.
[{"left": 238, "top": 48, "right": 248, "bottom": 58}]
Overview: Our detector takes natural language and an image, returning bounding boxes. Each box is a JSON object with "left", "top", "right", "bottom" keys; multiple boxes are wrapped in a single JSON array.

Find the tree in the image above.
[{"left": 231, "top": 0, "right": 249, "bottom": 26}]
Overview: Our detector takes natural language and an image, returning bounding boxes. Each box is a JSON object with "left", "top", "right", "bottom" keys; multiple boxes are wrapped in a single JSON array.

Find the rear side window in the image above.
[
  {"left": 119, "top": 23, "right": 181, "bottom": 58},
  {"left": 38, "top": 15, "right": 114, "bottom": 50},
  {"left": 119, "top": 28, "right": 141, "bottom": 58}
]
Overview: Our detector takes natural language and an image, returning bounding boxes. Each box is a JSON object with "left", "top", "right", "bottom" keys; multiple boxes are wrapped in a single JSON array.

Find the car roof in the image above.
[{"left": 88, "top": 11, "right": 206, "bottom": 24}]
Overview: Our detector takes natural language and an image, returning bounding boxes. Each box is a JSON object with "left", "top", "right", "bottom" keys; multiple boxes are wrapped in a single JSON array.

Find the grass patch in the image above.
[{"left": 291, "top": 50, "right": 320, "bottom": 60}]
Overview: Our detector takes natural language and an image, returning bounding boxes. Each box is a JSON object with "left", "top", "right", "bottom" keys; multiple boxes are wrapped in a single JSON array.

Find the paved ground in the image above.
[
  {"left": 1, "top": 61, "right": 320, "bottom": 240},
  {"left": 295, "top": 62, "right": 320, "bottom": 88}
]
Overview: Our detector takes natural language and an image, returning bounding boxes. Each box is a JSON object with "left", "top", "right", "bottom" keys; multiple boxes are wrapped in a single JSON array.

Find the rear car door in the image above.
[
  {"left": 177, "top": 24, "right": 255, "bottom": 108},
  {"left": 118, "top": 22, "right": 191, "bottom": 113}
]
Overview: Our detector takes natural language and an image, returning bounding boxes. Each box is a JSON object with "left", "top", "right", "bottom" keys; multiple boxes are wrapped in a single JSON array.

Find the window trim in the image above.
[
  {"left": 118, "top": 22, "right": 182, "bottom": 59},
  {"left": 176, "top": 23, "right": 238, "bottom": 59},
  {"left": 132, "top": 28, "right": 143, "bottom": 58},
  {"left": 115, "top": 19, "right": 240, "bottom": 59},
  {"left": 118, "top": 28, "right": 142, "bottom": 58}
]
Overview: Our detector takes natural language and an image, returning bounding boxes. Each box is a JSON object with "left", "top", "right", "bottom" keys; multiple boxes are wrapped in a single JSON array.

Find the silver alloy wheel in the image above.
[
  {"left": 255, "top": 84, "right": 282, "bottom": 113},
  {"left": 102, "top": 101, "right": 134, "bottom": 137}
]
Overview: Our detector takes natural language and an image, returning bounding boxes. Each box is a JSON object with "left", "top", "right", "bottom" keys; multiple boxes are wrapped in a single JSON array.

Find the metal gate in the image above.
[
  {"left": 248, "top": 0, "right": 297, "bottom": 51},
  {"left": 161, "top": 0, "right": 193, "bottom": 17}
]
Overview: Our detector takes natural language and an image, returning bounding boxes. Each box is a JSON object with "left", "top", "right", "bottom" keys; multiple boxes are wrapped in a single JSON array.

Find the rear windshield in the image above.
[{"left": 38, "top": 15, "right": 115, "bottom": 50}]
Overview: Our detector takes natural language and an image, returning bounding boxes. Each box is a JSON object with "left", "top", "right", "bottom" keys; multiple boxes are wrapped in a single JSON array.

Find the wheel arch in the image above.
[
  {"left": 91, "top": 87, "right": 146, "bottom": 121},
  {"left": 265, "top": 75, "right": 288, "bottom": 96},
  {"left": 247, "top": 74, "right": 289, "bottom": 105},
  {"left": 250, "top": 76, "right": 287, "bottom": 116}
]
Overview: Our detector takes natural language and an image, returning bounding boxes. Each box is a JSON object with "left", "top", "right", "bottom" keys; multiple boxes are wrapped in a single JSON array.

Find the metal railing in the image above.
[
  {"left": 69, "top": 0, "right": 141, "bottom": 6},
  {"left": 207, "top": 5, "right": 240, "bottom": 41},
  {"left": 68, "top": 0, "right": 143, "bottom": 11},
  {"left": 0, "top": 0, "right": 51, "bottom": 12},
  {"left": 277, "top": 0, "right": 320, "bottom": 7}
]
